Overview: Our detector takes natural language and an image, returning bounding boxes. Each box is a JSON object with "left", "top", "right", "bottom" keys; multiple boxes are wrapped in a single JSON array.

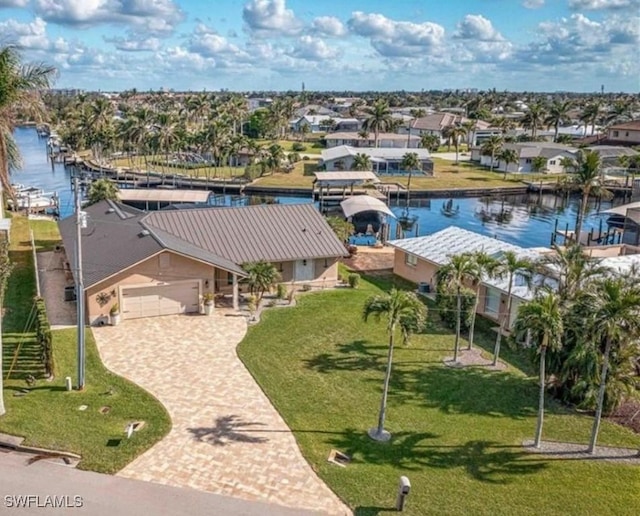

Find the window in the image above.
[
  {"left": 485, "top": 287, "right": 500, "bottom": 315},
  {"left": 625, "top": 132, "right": 629, "bottom": 137},
  {"left": 525, "top": 158, "right": 532, "bottom": 164},
  {"left": 613, "top": 130, "right": 619, "bottom": 137},
  {"left": 549, "top": 160, "right": 556, "bottom": 165},
  {"left": 405, "top": 253, "right": 418, "bottom": 266}
]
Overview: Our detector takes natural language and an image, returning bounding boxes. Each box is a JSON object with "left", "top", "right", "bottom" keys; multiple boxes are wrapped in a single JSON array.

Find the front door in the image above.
[{"left": 294, "top": 259, "right": 314, "bottom": 282}]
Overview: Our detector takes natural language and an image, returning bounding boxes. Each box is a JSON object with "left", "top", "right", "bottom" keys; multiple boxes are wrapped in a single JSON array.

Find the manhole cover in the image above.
[
  {"left": 99, "top": 406, "right": 111, "bottom": 415},
  {"left": 327, "top": 449, "right": 351, "bottom": 467}
]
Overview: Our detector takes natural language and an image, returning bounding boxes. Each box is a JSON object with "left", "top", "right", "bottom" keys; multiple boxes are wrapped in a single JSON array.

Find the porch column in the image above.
[{"left": 232, "top": 273, "right": 239, "bottom": 311}]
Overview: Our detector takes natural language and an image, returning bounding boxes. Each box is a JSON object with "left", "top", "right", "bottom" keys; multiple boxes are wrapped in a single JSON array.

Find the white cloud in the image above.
[
  {"left": 0, "top": 17, "right": 52, "bottom": 50},
  {"left": 522, "top": 0, "right": 545, "bottom": 8},
  {"left": 105, "top": 36, "right": 162, "bottom": 52},
  {"left": 454, "top": 14, "right": 504, "bottom": 41},
  {"left": 188, "top": 25, "right": 247, "bottom": 60},
  {"left": 348, "top": 11, "right": 445, "bottom": 57},
  {"left": 242, "top": 0, "right": 302, "bottom": 36},
  {"left": 33, "top": 0, "right": 184, "bottom": 34},
  {"left": 289, "top": 35, "right": 339, "bottom": 60},
  {"left": 311, "top": 16, "right": 346, "bottom": 37},
  {"left": 568, "top": 0, "right": 639, "bottom": 9}
]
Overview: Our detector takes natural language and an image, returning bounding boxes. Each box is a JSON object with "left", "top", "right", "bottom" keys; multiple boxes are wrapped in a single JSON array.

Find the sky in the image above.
[{"left": 0, "top": 0, "right": 639, "bottom": 93}]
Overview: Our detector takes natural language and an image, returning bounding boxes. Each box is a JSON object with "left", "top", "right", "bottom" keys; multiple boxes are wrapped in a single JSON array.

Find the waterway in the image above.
[{"left": 11, "top": 126, "right": 621, "bottom": 249}]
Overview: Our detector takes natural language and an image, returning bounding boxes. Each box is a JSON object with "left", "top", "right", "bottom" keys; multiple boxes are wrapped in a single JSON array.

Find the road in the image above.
[{"left": 0, "top": 451, "right": 323, "bottom": 516}]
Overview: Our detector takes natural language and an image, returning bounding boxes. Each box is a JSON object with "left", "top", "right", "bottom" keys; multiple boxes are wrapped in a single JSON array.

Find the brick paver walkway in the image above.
[{"left": 92, "top": 313, "right": 350, "bottom": 515}]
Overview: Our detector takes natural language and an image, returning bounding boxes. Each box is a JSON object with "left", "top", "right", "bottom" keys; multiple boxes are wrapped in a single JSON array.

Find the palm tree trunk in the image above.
[
  {"left": 454, "top": 287, "right": 461, "bottom": 362},
  {"left": 375, "top": 331, "right": 395, "bottom": 436},
  {"left": 406, "top": 170, "right": 412, "bottom": 208},
  {"left": 534, "top": 344, "right": 547, "bottom": 448},
  {"left": 575, "top": 191, "right": 589, "bottom": 244},
  {"left": 468, "top": 291, "right": 480, "bottom": 350},
  {"left": 588, "top": 336, "right": 612, "bottom": 454},
  {"left": 0, "top": 305, "right": 5, "bottom": 416},
  {"left": 493, "top": 278, "right": 513, "bottom": 366}
]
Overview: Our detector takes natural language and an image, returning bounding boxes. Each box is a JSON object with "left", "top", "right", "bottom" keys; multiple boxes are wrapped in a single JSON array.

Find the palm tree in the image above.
[
  {"left": 449, "top": 125, "right": 468, "bottom": 164},
  {"left": 326, "top": 216, "right": 354, "bottom": 243},
  {"left": 351, "top": 153, "right": 372, "bottom": 171},
  {"left": 266, "top": 144, "right": 285, "bottom": 173},
  {"left": 513, "top": 291, "right": 563, "bottom": 448},
  {"left": 400, "top": 152, "right": 420, "bottom": 207},
  {"left": 462, "top": 119, "right": 477, "bottom": 148},
  {"left": 522, "top": 102, "right": 547, "bottom": 139},
  {"left": 0, "top": 45, "right": 56, "bottom": 194},
  {"left": 0, "top": 240, "right": 13, "bottom": 416},
  {"left": 437, "top": 254, "right": 478, "bottom": 362},
  {"left": 420, "top": 133, "right": 440, "bottom": 152},
  {"left": 531, "top": 156, "right": 548, "bottom": 174},
  {"left": 87, "top": 178, "right": 119, "bottom": 205},
  {"left": 498, "top": 148, "right": 519, "bottom": 179},
  {"left": 492, "top": 251, "right": 533, "bottom": 366},
  {"left": 467, "top": 251, "right": 498, "bottom": 350},
  {"left": 570, "top": 150, "right": 611, "bottom": 242},
  {"left": 363, "top": 99, "right": 393, "bottom": 148},
  {"left": 585, "top": 276, "right": 640, "bottom": 453},
  {"left": 481, "top": 135, "right": 503, "bottom": 172},
  {"left": 580, "top": 102, "right": 602, "bottom": 136},
  {"left": 544, "top": 100, "right": 572, "bottom": 142},
  {"left": 243, "top": 261, "right": 281, "bottom": 302},
  {"left": 363, "top": 289, "right": 427, "bottom": 441}
]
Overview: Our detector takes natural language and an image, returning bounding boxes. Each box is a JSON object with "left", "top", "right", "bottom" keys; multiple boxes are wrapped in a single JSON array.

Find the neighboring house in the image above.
[
  {"left": 586, "top": 145, "right": 639, "bottom": 169},
  {"left": 293, "top": 105, "right": 340, "bottom": 118},
  {"left": 478, "top": 142, "right": 577, "bottom": 173},
  {"left": 289, "top": 115, "right": 355, "bottom": 133},
  {"left": 59, "top": 201, "right": 347, "bottom": 324},
  {"left": 325, "top": 132, "right": 419, "bottom": 149},
  {"left": 400, "top": 113, "right": 491, "bottom": 145},
  {"left": 320, "top": 146, "right": 433, "bottom": 175},
  {"left": 388, "top": 226, "right": 546, "bottom": 328},
  {"left": 607, "top": 120, "right": 640, "bottom": 145}
]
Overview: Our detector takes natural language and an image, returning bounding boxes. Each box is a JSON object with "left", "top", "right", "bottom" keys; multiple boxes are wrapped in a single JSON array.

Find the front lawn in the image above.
[
  {"left": 237, "top": 276, "right": 640, "bottom": 515},
  {"left": 0, "top": 216, "right": 171, "bottom": 473}
]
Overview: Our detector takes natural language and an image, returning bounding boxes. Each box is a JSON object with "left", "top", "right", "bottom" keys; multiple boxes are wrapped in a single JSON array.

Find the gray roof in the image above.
[
  {"left": 143, "top": 203, "right": 348, "bottom": 264},
  {"left": 59, "top": 201, "right": 164, "bottom": 288}
]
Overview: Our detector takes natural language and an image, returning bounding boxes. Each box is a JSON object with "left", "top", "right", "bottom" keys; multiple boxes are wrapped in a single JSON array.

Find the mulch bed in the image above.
[{"left": 608, "top": 401, "right": 640, "bottom": 435}]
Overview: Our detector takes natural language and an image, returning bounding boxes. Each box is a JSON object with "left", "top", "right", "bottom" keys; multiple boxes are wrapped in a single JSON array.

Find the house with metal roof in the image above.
[
  {"left": 324, "top": 132, "right": 420, "bottom": 149},
  {"left": 59, "top": 201, "right": 347, "bottom": 325},
  {"left": 388, "top": 226, "right": 548, "bottom": 329}
]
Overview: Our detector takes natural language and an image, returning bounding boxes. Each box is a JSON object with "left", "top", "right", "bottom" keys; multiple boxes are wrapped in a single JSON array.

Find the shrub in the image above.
[
  {"left": 435, "top": 283, "right": 475, "bottom": 331},
  {"left": 34, "top": 297, "right": 54, "bottom": 377},
  {"left": 348, "top": 273, "right": 360, "bottom": 289},
  {"left": 243, "top": 164, "right": 262, "bottom": 181},
  {"left": 291, "top": 142, "right": 306, "bottom": 152},
  {"left": 302, "top": 283, "right": 312, "bottom": 292},
  {"left": 276, "top": 283, "right": 287, "bottom": 300}
]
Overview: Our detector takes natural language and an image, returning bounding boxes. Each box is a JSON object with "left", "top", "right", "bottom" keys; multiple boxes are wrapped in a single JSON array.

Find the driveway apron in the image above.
[{"left": 92, "top": 313, "right": 349, "bottom": 515}]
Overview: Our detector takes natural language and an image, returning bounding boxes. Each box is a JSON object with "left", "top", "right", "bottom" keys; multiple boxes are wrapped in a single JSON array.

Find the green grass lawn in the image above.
[
  {"left": 1, "top": 216, "right": 171, "bottom": 473},
  {"left": 237, "top": 275, "right": 640, "bottom": 516},
  {"left": 111, "top": 155, "right": 246, "bottom": 180}
]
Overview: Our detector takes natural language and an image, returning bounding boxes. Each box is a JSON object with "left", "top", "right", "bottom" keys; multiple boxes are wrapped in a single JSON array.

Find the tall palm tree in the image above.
[
  {"left": 492, "top": 251, "right": 533, "bottom": 366},
  {"left": 585, "top": 276, "right": 640, "bottom": 453},
  {"left": 580, "top": 102, "right": 602, "bottom": 136},
  {"left": 481, "top": 135, "right": 503, "bottom": 172},
  {"left": 522, "top": 102, "right": 547, "bottom": 139},
  {"left": 467, "top": 251, "right": 498, "bottom": 350},
  {"left": 351, "top": 153, "right": 372, "bottom": 171},
  {"left": 498, "top": 148, "right": 519, "bottom": 179},
  {"left": 513, "top": 290, "right": 563, "bottom": 448},
  {"left": 363, "top": 289, "right": 427, "bottom": 441},
  {"left": 400, "top": 152, "right": 420, "bottom": 207},
  {"left": 420, "top": 133, "right": 440, "bottom": 152},
  {"left": 437, "top": 254, "right": 478, "bottom": 362},
  {"left": 153, "top": 112, "right": 180, "bottom": 177},
  {"left": 363, "top": 99, "right": 393, "bottom": 148},
  {"left": 0, "top": 240, "right": 13, "bottom": 416},
  {"left": 544, "top": 100, "right": 572, "bottom": 142},
  {"left": 0, "top": 45, "right": 56, "bottom": 194},
  {"left": 462, "top": 119, "right": 477, "bottom": 148},
  {"left": 571, "top": 150, "right": 611, "bottom": 242},
  {"left": 449, "top": 125, "right": 468, "bottom": 164}
]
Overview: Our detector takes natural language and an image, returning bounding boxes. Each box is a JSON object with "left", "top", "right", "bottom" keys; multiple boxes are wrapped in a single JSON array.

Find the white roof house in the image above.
[
  {"left": 388, "top": 226, "right": 546, "bottom": 301},
  {"left": 321, "top": 146, "right": 431, "bottom": 162}
]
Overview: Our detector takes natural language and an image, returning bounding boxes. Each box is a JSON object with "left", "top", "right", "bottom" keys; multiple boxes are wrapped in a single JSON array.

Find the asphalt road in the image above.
[{"left": 0, "top": 450, "right": 323, "bottom": 516}]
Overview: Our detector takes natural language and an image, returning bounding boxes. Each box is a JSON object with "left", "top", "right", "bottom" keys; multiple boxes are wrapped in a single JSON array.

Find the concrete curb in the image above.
[{"left": 0, "top": 432, "right": 81, "bottom": 462}]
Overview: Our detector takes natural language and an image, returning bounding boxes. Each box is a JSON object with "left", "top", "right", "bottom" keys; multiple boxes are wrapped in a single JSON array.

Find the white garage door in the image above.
[{"left": 122, "top": 282, "right": 200, "bottom": 320}]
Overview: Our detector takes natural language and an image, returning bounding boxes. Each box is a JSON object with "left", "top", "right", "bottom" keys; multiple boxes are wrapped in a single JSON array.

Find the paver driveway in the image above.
[{"left": 92, "top": 313, "right": 350, "bottom": 515}]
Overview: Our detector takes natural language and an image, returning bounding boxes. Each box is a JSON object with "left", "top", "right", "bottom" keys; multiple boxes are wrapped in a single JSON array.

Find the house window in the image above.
[
  {"left": 613, "top": 131, "right": 619, "bottom": 137},
  {"left": 485, "top": 287, "right": 500, "bottom": 315},
  {"left": 159, "top": 254, "right": 171, "bottom": 269},
  {"left": 405, "top": 253, "right": 418, "bottom": 267},
  {"left": 549, "top": 160, "right": 556, "bottom": 165},
  {"left": 625, "top": 132, "right": 629, "bottom": 137},
  {"left": 525, "top": 158, "right": 532, "bottom": 164}
]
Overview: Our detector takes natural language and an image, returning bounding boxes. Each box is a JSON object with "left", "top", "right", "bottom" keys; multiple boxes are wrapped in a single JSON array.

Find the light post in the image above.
[{"left": 74, "top": 177, "right": 86, "bottom": 389}]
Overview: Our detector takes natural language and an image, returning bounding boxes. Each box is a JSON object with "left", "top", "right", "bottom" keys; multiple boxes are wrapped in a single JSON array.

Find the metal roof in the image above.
[
  {"left": 118, "top": 189, "right": 211, "bottom": 203},
  {"left": 313, "top": 171, "right": 380, "bottom": 185},
  {"left": 602, "top": 201, "right": 640, "bottom": 217},
  {"left": 340, "top": 196, "right": 395, "bottom": 219},
  {"left": 388, "top": 226, "right": 544, "bottom": 300},
  {"left": 143, "top": 203, "right": 349, "bottom": 264}
]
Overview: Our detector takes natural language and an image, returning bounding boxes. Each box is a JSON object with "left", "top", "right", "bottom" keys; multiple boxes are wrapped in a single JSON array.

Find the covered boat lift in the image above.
[
  {"left": 313, "top": 171, "right": 386, "bottom": 213},
  {"left": 340, "top": 195, "right": 396, "bottom": 244}
]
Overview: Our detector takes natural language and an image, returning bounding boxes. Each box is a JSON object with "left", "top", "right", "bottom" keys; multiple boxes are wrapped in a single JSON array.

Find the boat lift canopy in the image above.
[
  {"left": 314, "top": 171, "right": 379, "bottom": 188},
  {"left": 340, "top": 195, "right": 396, "bottom": 219}
]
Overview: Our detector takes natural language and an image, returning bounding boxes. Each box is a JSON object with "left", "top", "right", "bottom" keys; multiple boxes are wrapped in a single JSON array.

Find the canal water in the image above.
[{"left": 12, "top": 126, "right": 618, "bottom": 249}]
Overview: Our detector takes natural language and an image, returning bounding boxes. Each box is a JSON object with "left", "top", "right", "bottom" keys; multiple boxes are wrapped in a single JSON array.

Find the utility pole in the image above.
[{"left": 74, "top": 177, "right": 86, "bottom": 390}]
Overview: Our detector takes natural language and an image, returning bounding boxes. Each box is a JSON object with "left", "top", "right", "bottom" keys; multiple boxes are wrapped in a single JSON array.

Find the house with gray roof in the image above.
[
  {"left": 476, "top": 142, "right": 577, "bottom": 173},
  {"left": 59, "top": 201, "right": 347, "bottom": 324},
  {"left": 388, "top": 226, "right": 550, "bottom": 329},
  {"left": 320, "top": 145, "right": 433, "bottom": 176}
]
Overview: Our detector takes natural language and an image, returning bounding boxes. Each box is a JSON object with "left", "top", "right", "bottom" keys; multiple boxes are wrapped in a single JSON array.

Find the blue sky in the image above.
[{"left": 1, "top": 0, "right": 638, "bottom": 92}]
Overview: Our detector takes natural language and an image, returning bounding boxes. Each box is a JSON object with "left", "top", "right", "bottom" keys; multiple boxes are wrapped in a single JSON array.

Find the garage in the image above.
[{"left": 121, "top": 281, "right": 200, "bottom": 320}]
